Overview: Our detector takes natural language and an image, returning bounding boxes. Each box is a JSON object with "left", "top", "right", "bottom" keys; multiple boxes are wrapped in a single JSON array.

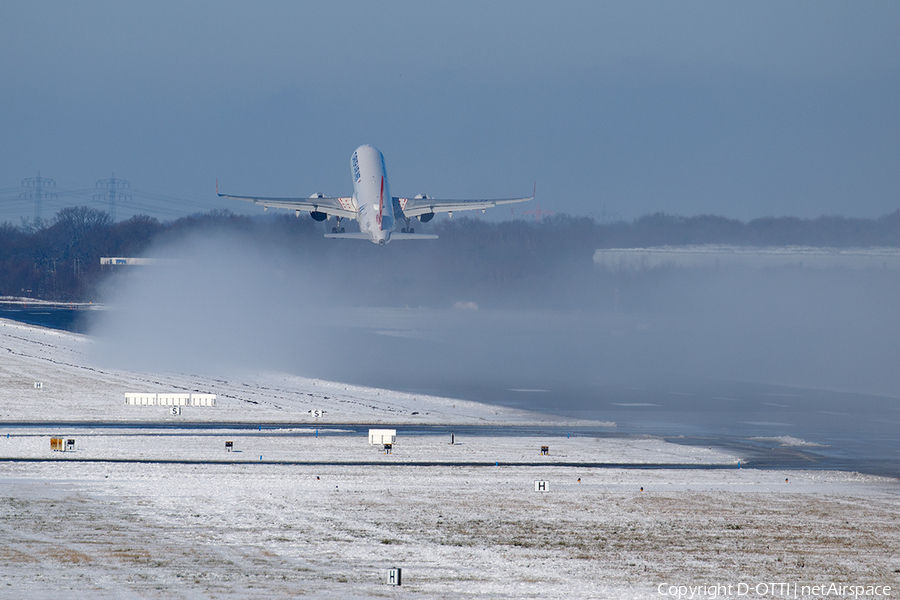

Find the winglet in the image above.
[
  {"left": 216, "top": 178, "right": 219, "bottom": 196},
  {"left": 533, "top": 181, "right": 536, "bottom": 200}
]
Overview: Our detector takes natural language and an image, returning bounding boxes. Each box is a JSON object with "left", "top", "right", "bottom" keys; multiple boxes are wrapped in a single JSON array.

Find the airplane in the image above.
[{"left": 217, "top": 145, "right": 533, "bottom": 245}]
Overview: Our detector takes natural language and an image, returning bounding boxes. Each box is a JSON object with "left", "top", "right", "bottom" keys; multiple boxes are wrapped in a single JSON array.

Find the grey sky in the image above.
[{"left": 1, "top": 1, "right": 898, "bottom": 222}]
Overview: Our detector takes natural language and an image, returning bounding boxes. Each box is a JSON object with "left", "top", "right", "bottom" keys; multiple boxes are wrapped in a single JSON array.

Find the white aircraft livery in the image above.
[{"left": 218, "top": 145, "right": 533, "bottom": 245}]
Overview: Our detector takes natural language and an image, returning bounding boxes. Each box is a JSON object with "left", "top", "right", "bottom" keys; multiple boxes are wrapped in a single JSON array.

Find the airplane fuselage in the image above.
[{"left": 352, "top": 145, "right": 394, "bottom": 245}]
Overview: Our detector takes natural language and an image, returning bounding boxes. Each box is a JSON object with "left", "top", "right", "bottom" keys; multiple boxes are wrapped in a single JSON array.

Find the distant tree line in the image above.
[
  {"left": 1, "top": 206, "right": 899, "bottom": 304},
  {"left": 1, "top": 208, "right": 162, "bottom": 301}
]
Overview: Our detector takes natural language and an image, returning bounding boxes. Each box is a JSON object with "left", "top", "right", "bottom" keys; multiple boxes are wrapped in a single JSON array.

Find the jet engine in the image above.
[{"left": 309, "top": 211, "right": 328, "bottom": 221}]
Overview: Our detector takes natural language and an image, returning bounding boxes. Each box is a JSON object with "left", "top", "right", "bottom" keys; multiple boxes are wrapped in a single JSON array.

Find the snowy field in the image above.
[
  {"left": 2, "top": 318, "right": 899, "bottom": 598},
  {"left": 0, "top": 317, "right": 599, "bottom": 426},
  {"left": 1, "top": 462, "right": 898, "bottom": 599}
]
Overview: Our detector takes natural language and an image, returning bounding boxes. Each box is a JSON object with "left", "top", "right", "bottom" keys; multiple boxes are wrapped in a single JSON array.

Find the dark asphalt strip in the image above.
[{"left": 0, "top": 457, "right": 739, "bottom": 469}]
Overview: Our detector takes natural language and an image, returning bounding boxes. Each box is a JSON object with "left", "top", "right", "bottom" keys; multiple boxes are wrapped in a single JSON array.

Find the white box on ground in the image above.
[
  {"left": 189, "top": 393, "right": 216, "bottom": 406},
  {"left": 158, "top": 394, "right": 190, "bottom": 406},
  {"left": 386, "top": 567, "right": 402, "bottom": 586},
  {"left": 124, "top": 393, "right": 156, "bottom": 405},
  {"left": 368, "top": 429, "right": 396, "bottom": 445},
  {"left": 534, "top": 480, "right": 549, "bottom": 492}
]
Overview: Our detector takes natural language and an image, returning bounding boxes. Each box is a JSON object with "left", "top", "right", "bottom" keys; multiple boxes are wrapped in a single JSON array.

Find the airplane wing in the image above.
[
  {"left": 218, "top": 191, "right": 357, "bottom": 219},
  {"left": 394, "top": 188, "right": 534, "bottom": 219}
]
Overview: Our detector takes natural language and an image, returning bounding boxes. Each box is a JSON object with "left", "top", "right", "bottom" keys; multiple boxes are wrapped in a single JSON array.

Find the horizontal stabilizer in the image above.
[
  {"left": 390, "top": 233, "right": 438, "bottom": 240},
  {"left": 323, "top": 232, "right": 439, "bottom": 241},
  {"left": 324, "top": 233, "right": 370, "bottom": 239}
]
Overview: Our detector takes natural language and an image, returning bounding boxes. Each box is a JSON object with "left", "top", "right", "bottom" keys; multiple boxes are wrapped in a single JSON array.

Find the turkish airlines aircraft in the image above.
[{"left": 218, "top": 145, "right": 533, "bottom": 245}]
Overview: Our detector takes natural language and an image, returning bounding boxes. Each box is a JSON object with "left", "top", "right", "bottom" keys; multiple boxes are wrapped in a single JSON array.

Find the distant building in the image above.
[
  {"left": 100, "top": 257, "right": 178, "bottom": 266},
  {"left": 593, "top": 246, "right": 900, "bottom": 272}
]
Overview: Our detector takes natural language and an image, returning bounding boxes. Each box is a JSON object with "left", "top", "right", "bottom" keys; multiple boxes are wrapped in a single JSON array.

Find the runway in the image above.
[{"left": 0, "top": 421, "right": 850, "bottom": 473}]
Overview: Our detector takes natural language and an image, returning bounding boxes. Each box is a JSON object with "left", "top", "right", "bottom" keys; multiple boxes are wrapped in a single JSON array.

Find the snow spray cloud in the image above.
[
  {"left": 88, "top": 228, "right": 342, "bottom": 377},
  {"left": 86, "top": 226, "right": 546, "bottom": 384},
  {"left": 88, "top": 224, "right": 900, "bottom": 404},
  {"left": 85, "top": 225, "right": 575, "bottom": 387}
]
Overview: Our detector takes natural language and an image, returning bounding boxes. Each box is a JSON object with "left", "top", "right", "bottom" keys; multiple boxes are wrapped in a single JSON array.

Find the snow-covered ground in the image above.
[
  {"left": 1, "top": 318, "right": 899, "bottom": 598},
  {"left": 0, "top": 317, "right": 603, "bottom": 426},
  {"left": 1, "top": 462, "right": 897, "bottom": 599}
]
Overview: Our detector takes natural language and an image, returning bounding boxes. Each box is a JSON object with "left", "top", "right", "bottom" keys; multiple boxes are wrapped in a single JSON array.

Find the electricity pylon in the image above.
[
  {"left": 20, "top": 172, "right": 57, "bottom": 226},
  {"left": 95, "top": 173, "right": 130, "bottom": 221}
]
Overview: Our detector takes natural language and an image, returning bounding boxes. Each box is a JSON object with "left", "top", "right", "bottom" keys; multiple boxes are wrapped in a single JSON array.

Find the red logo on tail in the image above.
[{"left": 377, "top": 176, "right": 384, "bottom": 228}]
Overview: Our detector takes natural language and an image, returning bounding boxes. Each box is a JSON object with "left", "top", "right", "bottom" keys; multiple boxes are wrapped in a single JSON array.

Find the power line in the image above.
[{"left": 2, "top": 174, "right": 236, "bottom": 223}]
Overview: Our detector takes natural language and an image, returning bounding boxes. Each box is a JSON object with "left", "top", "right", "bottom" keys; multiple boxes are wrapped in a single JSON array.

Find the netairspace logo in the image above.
[{"left": 656, "top": 582, "right": 892, "bottom": 599}]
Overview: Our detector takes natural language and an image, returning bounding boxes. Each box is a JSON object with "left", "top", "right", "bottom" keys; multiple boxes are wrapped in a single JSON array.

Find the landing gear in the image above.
[
  {"left": 331, "top": 217, "right": 345, "bottom": 234},
  {"left": 400, "top": 217, "right": 414, "bottom": 234}
]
